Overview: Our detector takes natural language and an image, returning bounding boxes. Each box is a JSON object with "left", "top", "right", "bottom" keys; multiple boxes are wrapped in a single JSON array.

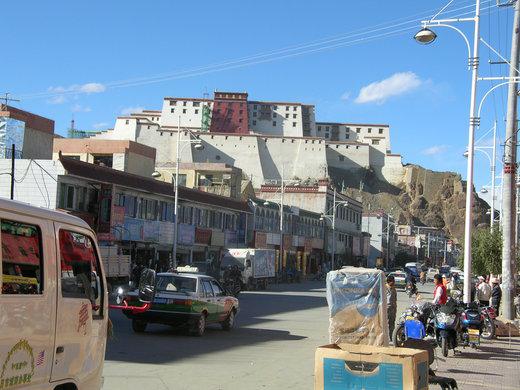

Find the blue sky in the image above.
[{"left": 3, "top": 1, "right": 514, "bottom": 194}]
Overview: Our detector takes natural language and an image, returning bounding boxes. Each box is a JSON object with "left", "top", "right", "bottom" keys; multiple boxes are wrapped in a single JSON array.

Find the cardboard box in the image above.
[
  {"left": 314, "top": 343, "right": 429, "bottom": 390},
  {"left": 326, "top": 267, "right": 389, "bottom": 346}
]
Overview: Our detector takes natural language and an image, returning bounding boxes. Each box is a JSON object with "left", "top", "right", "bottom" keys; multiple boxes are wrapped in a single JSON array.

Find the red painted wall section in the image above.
[{"left": 209, "top": 92, "right": 249, "bottom": 134}]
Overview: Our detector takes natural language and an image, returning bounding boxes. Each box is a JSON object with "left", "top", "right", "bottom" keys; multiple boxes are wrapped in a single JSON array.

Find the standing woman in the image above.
[{"left": 491, "top": 278, "right": 502, "bottom": 316}]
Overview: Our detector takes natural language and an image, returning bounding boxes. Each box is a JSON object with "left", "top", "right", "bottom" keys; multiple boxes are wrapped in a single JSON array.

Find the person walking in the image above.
[
  {"left": 432, "top": 274, "right": 448, "bottom": 305},
  {"left": 491, "top": 278, "right": 502, "bottom": 316},
  {"left": 386, "top": 275, "right": 397, "bottom": 337},
  {"left": 476, "top": 276, "right": 492, "bottom": 306}
]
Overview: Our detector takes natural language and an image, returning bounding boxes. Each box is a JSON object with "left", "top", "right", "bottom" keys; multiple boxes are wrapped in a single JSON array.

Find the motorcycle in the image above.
[
  {"left": 479, "top": 305, "right": 497, "bottom": 339},
  {"left": 393, "top": 301, "right": 436, "bottom": 346},
  {"left": 405, "top": 282, "right": 418, "bottom": 298},
  {"left": 434, "top": 300, "right": 460, "bottom": 357},
  {"left": 460, "top": 302, "right": 483, "bottom": 348}
]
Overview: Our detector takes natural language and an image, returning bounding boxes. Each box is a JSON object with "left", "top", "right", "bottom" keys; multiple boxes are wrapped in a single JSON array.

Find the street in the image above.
[{"left": 103, "top": 280, "right": 519, "bottom": 390}]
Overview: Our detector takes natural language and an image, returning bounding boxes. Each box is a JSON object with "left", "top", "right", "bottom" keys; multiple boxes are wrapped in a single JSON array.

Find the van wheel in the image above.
[
  {"left": 221, "top": 310, "right": 235, "bottom": 331},
  {"left": 190, "top": 314, "right": 206, "bottom": 336},
  {"left": 132, "top": 319, "right": 147, "bottom": 333}
]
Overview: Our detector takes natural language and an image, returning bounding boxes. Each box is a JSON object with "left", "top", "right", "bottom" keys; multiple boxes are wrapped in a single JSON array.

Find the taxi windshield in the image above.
[{"left": 156, "top": 275, "right": 197, "bottom": 294}]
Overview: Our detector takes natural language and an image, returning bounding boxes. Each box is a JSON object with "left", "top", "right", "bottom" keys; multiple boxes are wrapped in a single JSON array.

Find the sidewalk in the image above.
[{"left": 433, "top": 335, "right": 520, "bottom": 389}]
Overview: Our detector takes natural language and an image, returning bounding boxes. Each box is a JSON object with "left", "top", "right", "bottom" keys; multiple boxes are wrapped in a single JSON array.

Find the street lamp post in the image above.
[
  {"left": 320, "top": 188, "right": 349, "bottom": 270},
  {"left": 414, "top": 0, "right": 481, "bottom": 303},
  {"left": 152, "top": 116, "right": 203, "bottom": 269}
]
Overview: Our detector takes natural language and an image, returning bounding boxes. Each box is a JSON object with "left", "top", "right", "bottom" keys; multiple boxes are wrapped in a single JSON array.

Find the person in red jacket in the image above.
[{"left": 432, "top": 274, "right": 448, "bottom": 305}]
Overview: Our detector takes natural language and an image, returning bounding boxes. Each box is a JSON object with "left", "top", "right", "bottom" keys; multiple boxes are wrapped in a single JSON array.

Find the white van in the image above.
[{"left": 0, "top": 198, "right": 108, "bottom": 389}]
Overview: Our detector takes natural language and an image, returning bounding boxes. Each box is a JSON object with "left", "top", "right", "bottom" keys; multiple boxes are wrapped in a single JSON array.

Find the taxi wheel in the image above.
[
  {"left": 190, "top": 314, "right": 206, "bottom": 337},
  {"left": 221, "top": 310, "right": 235, "bottom": 331},
  {"left": 132, "top": 319, "right": 147, "bottom": 333}
]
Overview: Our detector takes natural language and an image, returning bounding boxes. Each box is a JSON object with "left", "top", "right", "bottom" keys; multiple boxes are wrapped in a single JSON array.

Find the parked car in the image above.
[
  {"left": 426, "top": 268, "right": 439, "bottom": 282},
  {"left": 113, "top": 270, "right": 239, "bottom": 336},
  {"left": 389, "top": 271, "right": 407, "bottom": 290}
]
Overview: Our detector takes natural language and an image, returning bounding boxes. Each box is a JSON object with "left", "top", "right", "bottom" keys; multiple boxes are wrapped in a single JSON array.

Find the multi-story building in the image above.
[
  {"left": 53, "top": 138, "right": 156, "bottom": 177},
  {"left": 362, "top": 210, "right": 396, "bottom": 268},
  {"left": 154, "top": 162, "right": 244, "bottom": 200},
  {"left": 256, "top": 179, "right": 363, "bottom": 266},
  {"left": 0, "top": 156, "right": 251, "bottom": 268}
]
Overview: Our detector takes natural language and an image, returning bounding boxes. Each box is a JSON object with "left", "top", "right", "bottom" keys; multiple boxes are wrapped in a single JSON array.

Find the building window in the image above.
[
  {"left": 1, "top": 219, "right": 43, "bottom": 295},
  {"left": 286, "top": 106, "right": 289, "bottom": 111},
  {"left": 125, "top": 120, "right": 129, "bottom": 125},
  {"left": 253, "top": 112, "right": 257, "bottom": 117},
  {"left": 216, "top": 155, "right": 221, "bottom": 160},
  {"left": 326, "top": 126, "right": 330, "bottom": 131},
  {"left": 193, "top": 102, "right": 200, "bottom": 107},
  {"left": 318, "top": 126, "right": 321, "bottom": 131},
  {"left": 285, "top": 114, "right": 289, "bottom": 119},
  {"left": 147, "top": 125, "right": 151, "bottom": 129},
  {"left": 273, "top": 113, "right": 276, "bottom": 118},
  {"left": 346, "top": 127, "right": 350, "bottom": 132},
  {"left": 170, "top": 108, "right": 175, "bottom": 113},
  {"left": 293, "top": 106, "right": 297, "bottom": 111},
  {"left": 183, "top": 101, "right": 187, "bottom": 106},
  {"left": 292, "top": 122, "right": 297, "bottom": 127},
  {"left": 170, "top": 100, "right": 177, "bottom": 106},
  {"left": 356, "top": 128, "right": 361, "bottom": 133},
  {"left": 182, "top": 109, "right": 187, "bottom": 114},
  {"left": 273, "top": 121, "right": 277, "bottom": 126},
  {"left": 253, "top": 120, "right": 257, "bottom": 125},
  {"left": 195, "top": 109, "right": 199, "bottom": 114},
  {"left": 372, "top": 139, "right": 380, "bottom": 145},
  {"left": 325, "top": 133, "right": 329, "bottom": 138},
  {"left": 379, "top": 128, "right": 384, "bottom": 134},
  {"left": 368, "top": 128, "right": 372, "bottom": 133},
  {"left": 254, "top": 105, "right": 257, "bottom": 109},
  {"left": 345, "top": 134, "right": 349, "bottom": 139},
  {"left": 293, "top": 114, "right": 297, "bottom": 119},
  {"left": 239, "top": 118, "right": 243, "bottom": 123},
  {"left": 273, "top": 105, "right": 278, "bottom": 110}
]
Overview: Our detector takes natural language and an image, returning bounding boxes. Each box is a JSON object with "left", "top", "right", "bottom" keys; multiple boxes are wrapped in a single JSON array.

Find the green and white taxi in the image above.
[{"left": 112, "top": 269, "right": 239, "bottom": 336}]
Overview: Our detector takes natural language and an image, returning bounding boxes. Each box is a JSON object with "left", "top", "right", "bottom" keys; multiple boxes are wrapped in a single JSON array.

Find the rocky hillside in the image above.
[{"left": 329, "top": 164, "right": 490, "bottom": 242}]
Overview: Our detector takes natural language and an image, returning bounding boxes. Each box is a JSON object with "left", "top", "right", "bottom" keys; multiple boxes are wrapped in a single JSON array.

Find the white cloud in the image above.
[
  {"left": 120, "top": 106, "right": 144, "bottom": 116},
  {"left": 93, "top": 122, "right": 109, "bottom": 129},
  {"left": 354, "top": 71, "right": 423, "bottom": 104},
  {"left": 48, "top": 82, "right": 106, "bottom": 95},
  {"left": 71, "top": 104, "right": 92, "bottom": 113},
  {"left": 47, "top": 95, "right": 67, "bottom": 104},
  {"left": 340, "top": 91, "right": 351, "bottom": 101},
  {"left": 422, "top": 145, "right": 449, "bottom": 156}
]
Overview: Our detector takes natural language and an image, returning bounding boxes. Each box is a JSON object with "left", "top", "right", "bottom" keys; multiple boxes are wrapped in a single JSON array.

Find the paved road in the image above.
[{"left": 103, "top": 280, "right": 517, "bottom": 389}]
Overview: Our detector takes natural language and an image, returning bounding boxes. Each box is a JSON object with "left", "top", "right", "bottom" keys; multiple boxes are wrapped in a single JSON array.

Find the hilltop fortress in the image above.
[{"left": 91, "top": 91, "right": 404, "bottom": 187}]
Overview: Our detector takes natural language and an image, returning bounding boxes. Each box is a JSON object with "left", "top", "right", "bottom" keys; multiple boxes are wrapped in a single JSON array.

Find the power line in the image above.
[{"left": 18, "top": 1, "right": 495, "bottom": 100}]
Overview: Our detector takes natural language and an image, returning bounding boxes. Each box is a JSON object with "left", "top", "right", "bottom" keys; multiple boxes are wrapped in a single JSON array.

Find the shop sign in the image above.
[
  {"left": 266, "top": 232, "right": 280, "bottom": 246},
  {"left": 225, "top": 230, "right": 238, "bottom": 246},
  {"left": 255, "top": 231, "right": 267, "bottom": 248},
  {"left": 123, "top": 218, "right": 144, "bottom": 241},
  {"left": 304, "top": 238, "right": 313, "bottom": 253},
  {"left": 196, "top": 228, "right": 212, "bottom": 245},
  {"left": 283, "top": 234, "right": 292, "bottom": 249},
  {"left": 311, "top": 237, "right": 324, "bottom": 249},
  {"left": 111, "top": 206, "right": 125, "bottom": 227},
  {"left": 143, "top": 221, "right": 159, "bottom": 242},
  {"left": 177, "top": 223, "right": 195, "bottom": 245},
  {"left": 158, "top": 222, "right": 174, "bottom": 245},
  {"left": 211, "top": 230, "right": 225, "bottom": 247}
]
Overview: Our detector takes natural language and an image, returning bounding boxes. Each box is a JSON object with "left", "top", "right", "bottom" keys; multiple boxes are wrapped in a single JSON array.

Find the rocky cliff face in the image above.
[{"left": 330, "top": 164, "right": 489, "bottom": 241}]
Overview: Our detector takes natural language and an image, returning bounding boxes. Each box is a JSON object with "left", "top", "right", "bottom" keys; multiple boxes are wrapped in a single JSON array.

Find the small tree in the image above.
[{"left": 458, "top": 228, "right": 502, "bottom": 275}]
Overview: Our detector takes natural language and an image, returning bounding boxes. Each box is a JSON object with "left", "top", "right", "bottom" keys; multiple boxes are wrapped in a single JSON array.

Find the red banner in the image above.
[{"left": 195, "top": 228, "right": 212, "bottom": 245}]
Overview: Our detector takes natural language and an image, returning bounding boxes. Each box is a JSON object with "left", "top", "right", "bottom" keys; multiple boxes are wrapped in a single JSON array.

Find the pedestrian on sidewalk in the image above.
[
  {"left": 477, "top": 276, "right": 492, "bottom": 306},
  {"left": 386, "top": 274, "right": 397, "bottom": 337},
  {"left": 491, "top": 278, "right": 502, "bottom": 316},
  {"left": 432, "top": 274, "right": 448, "bottom": 305}
]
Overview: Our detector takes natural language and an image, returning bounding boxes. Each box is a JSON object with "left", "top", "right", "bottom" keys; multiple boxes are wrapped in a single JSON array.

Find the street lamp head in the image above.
[
  {"left": 151, "top": 171, "right": 162, "bottom": 178},
  {"left": 480, "top": 188, "right": 488, "bottom": 194},
  {"left": 486, "top": 210, "right": 491, "bottom": 215},
  {"left": 414, "top": 27, "right": 437, "bottom": 45},
  {"left": 463, "top": 151, "right": 469, "bottom": 158},
  {"left": 263, "top": 201, "right": 271, "bottom": 207},
  {"left": 193, "top": 142, "right": 204, "bottom": 150},
  {"left": 319, "top": 216, "right": 325, "bottom": 222}
]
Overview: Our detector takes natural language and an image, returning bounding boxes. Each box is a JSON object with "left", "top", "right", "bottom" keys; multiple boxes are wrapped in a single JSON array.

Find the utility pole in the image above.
[
  {"left": 279, "top": 165, "right": 284, "bottom": 275},
  {"left": 10, "top": 144, "right": 15, "bottom": 200},
  {"left": 501, "top": 0, "right": 520, "bottom": 321}
]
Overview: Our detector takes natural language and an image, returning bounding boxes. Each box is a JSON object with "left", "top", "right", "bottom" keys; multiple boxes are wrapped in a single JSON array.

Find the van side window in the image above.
[
  {"left": 202, "top": 280, "right": 214, "bottom": 297},
  {"left": 210, "top": 280, "right": 225, "bottom": 297},
  {"left": 1, "top": 220, "right": 43, "bottom": 295},
  {"left": 59, "top": 230, "right": 103, "bottom": 316}
]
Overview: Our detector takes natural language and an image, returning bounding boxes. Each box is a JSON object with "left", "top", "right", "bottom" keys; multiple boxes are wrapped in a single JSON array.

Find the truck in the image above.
[
  {"left": 99, "top": 245, "right": 131, "bottom": 290},
  {"left": 223, "top": 249, "right": 276, "bottom": 290}
]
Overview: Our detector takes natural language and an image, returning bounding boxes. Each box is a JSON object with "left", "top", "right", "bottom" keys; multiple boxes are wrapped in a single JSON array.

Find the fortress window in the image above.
[
  {"left": 183, "top": 109, "right": 187, "bottom": 114},
  {"left": 372, "top": 140, "right": 380, "bottom": 145},
  {"left": 292, "top": 122, "right": 297, "bottom": 127},
  {"left": 170, "top": 100, "right": 177, "bottom": 106},
  {"left": 195, "top": 109, "right": 199, "bottom": 114},
  {"left": 379, "top": 128, "right": 384, "bottom": 134},
  {"left": 356, "top": 128, "right": 361, "bottom": 133},
  {"left": 171, "top": 108, "right": 175, "bottom": 113},
  {"left": 367, "top": 128, "right": 372, "bottom": 133},
  {"left": 193, "top": 102, "right": 200, "bottom": 107}
]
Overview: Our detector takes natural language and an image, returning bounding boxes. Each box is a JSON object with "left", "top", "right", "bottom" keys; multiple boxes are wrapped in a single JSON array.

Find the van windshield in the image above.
[{"left": 156, "top": 275, "right": 196, "bottom": 294}]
